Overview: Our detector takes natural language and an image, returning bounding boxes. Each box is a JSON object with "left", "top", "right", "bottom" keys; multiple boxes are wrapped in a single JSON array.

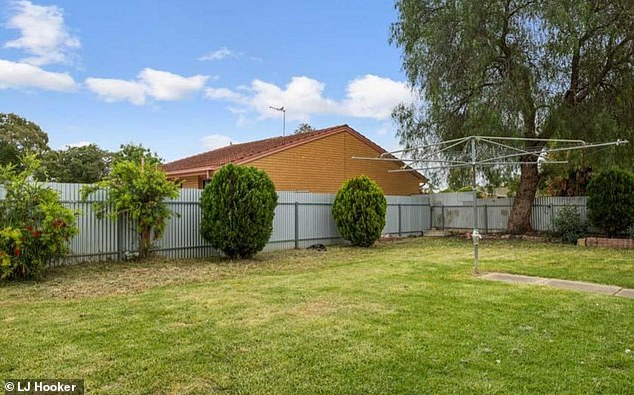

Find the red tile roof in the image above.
[{"left": 162, "top": 124, "right": 425, "bottom": 181}]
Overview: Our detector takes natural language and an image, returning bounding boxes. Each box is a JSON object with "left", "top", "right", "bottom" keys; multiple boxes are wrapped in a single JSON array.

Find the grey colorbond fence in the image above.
[
  {"left": 0, "top": 183, "right": 431, "bottom": 265},
  {"left": 0, "top": 183, "right": 593, "bottom": 265},
  {"left": 430, "top": 194, "right": 588, "bottom": 233}
]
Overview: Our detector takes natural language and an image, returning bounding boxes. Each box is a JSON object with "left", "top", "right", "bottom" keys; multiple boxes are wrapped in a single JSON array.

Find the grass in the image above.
[{"left": 1, "top": 238, "right": 633, "bottom": 394}]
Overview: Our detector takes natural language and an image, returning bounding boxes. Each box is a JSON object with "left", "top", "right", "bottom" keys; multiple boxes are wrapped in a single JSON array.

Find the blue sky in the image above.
[{"left": 0, "top": 0, "right": 413, "bottom": 162}]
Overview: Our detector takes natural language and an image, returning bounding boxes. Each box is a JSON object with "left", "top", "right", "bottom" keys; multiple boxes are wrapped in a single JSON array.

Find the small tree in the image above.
[
  {"left": 294, "top": 123, "right": 315, "bottom": 134},
  {"left": 82, "top": 160, "right": 179, "bottom": 259},
  {"left": 0, "top": 156, "right": 78, "bottom": 280},
  {"left": 200, "top": 164, "right": 277, "bottom": 259},
  {"left": 332, "top": 176, "right": 387, "bottom": 247},
  {"left": 587, "top": 168, "right": 634, "bottom": 237},
  {"left": 111, "top": 143, "right": 162, "bottom": 167}
]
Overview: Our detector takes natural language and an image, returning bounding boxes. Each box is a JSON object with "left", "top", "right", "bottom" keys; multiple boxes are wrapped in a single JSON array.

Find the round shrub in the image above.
[
  {"left": 587, "top": 168, "right": 634, "bottom": 237},
  {"left": 332, "top": 176, "right": 387, "bottom": 247},
  {"left": 200, "top": 164, "right": 277, "bottom": 259},
  {"left": 0, "top": 157, "right": 78, "bottom": 280},
  {"left": 551, "top": 206, "right": 587, "bottom": 244}
]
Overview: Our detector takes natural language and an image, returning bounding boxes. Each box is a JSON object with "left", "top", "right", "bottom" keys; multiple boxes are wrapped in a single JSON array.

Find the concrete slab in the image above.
[
  {"left": 615, "top": 288, "right": 634, "bottom": 299},
  {"left": 480, "top": 273, "right": 547, "bottom": 285},
  {"left": 423, "top": 230, "right": 449, "bottom": 237},
  {"left": 480, "top": 272, "right": 634, "bottom": 299},
  {"left": 543, "top": 279, "right": 621, "bottom": 295}
]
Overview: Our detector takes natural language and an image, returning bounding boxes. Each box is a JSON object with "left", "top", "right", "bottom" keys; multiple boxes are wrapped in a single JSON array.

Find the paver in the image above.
[
  {"left": 615, "top": 288, "right": 634, "bottom": 299},
  {"left": 543, "top": 279, "right": 621, "bottom": 295}
]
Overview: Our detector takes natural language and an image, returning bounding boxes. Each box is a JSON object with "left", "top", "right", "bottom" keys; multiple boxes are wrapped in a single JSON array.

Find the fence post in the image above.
[
  {"left": 550, "top": 204, "right": 554, "bottom": 224},
  {"left": 117, "top": 212, "right": 125, "bottom": 261},
  {"left": 398, "top": 203, "right": 402, "bottom": 237},
  {"left": 484, "top": 204, "right": 488, "bottom": 234},
  {"left": 294, "top": 202, "right": 299, "bottom": 249},
  {"left": 441, "top": 206, "right": 445, "bottom": 230}
]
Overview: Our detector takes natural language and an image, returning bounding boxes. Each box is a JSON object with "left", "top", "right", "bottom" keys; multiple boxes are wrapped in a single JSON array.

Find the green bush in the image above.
[
  {"left": 551, "top": 206, "right": 587, "bottom": 244},
  {"left": 587, "top": 168, "right": 634, "bottom": 237},
  {"left": 0, "top": 156, "right": 78, "bottom": 280},
  {"left": 200, "top": 164, "right": 277, "bottom": 259},
  {"left": 332, "top": 176, "right": 387, "bottom": 247}
]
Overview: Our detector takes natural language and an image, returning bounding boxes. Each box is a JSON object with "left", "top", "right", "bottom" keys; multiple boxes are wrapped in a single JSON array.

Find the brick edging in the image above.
[{"left": 578, "top": 237, "right": 634, "bottom": 249}]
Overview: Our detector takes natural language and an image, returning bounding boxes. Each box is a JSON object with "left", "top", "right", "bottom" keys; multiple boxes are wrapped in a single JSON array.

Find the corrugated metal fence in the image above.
[
  {"left": 0, "top": 184, "right": 592, "bottom": 265},
  {"left": 1, "top": 183, "right": 431, "bottom": 264},
  {"left": 430, "top": 193, "right": 588, "bottom": 233}
]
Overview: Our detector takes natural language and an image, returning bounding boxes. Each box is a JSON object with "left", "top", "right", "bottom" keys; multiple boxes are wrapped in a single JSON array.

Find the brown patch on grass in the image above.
[{"left": 0, "top": 246, "right": 357, "bottom": 303}]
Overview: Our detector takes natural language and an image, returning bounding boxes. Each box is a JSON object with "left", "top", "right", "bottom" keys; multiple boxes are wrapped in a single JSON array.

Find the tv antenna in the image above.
[
  {"left": 269, "top": 106, "right": 286, "bottom": 136},
  {"left": 354, "top": 136, "right": 629, "bottom": 274}
]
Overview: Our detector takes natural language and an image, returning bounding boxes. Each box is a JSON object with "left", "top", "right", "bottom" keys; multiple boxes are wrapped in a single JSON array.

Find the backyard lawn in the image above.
[{"left": 1, "top": 238, "right": 633, "bottom": 394}]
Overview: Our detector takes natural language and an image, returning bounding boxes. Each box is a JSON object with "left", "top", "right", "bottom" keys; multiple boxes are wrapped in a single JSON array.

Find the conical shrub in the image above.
[
  {"left": 200, "top": 164, "right": 277, "bottom": 258},
  {"left": 332, "top": 175, "right": 387, "bottom": 247}
]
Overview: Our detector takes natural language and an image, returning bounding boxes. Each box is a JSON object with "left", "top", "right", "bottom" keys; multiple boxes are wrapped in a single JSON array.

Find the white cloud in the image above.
[
  {"left": 85, "top": 78, "right": 147, "bottom": 105},
  {"left": 85, "top": 68, "right": 208, "bottom": 105},
  {"left": 205, "top": 87, "right": 247, "bottom": 103},
  {"left": 0, "top": 59, "right": 76, "bottom": 91},
  {"left": 201, "top": 134, "right": 239, "bottom": 150},
  {"left": 205, "top": 74, "right": 414, "bottom": 121},
  {"left": 4, "top": 0, "right": 80, "bottom": 65},
  {"left": 139, "top": 68, "right": 208, "bottom": 101},
  {"left": 198, "top": 47, "right": 238, "bottom": 61},
  {"left": 343, "top": 75, "right": 413, "bottom": 119}
]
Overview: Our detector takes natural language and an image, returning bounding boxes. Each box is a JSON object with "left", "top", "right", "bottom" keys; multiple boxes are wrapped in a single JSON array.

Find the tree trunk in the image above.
[
  {"left": 508, "top": 162, "right": 540, "bottom": 234},
  {"left": 139, "top": 228, "right": 151, "bottom": 259}
]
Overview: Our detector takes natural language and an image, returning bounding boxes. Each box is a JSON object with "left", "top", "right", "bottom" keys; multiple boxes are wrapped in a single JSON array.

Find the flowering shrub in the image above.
[{"left": 0, "top": 156, "right": 78, "bottom": 280}]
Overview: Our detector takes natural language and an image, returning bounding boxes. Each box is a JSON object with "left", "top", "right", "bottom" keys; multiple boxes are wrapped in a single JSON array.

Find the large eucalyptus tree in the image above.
[{"left": 391, "top": 0, "right": 634, "bottom": 233}]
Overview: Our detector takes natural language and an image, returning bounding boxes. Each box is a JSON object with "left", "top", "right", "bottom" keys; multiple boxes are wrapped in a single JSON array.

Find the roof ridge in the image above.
[{"left": 163, "top": 124, "right": 349, "bottom": 168}]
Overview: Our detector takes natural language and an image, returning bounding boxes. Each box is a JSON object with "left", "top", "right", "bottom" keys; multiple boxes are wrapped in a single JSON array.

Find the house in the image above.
[{"left": 162, "top": 124, "right": 426, "bottom": 195}]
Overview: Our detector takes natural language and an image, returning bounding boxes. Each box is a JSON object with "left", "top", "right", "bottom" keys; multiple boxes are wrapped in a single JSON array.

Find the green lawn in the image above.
[{"left": 1, "top": 238, "right": 633, "bottom": 394}]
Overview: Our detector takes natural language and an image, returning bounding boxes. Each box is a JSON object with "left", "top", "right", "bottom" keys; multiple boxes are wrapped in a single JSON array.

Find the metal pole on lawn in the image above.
[
  {"left": 471, "top": 137, "right": 480, "bottom": 274},
  {"left": 353, "top": 136, "right": 628, "bottom": 276}
]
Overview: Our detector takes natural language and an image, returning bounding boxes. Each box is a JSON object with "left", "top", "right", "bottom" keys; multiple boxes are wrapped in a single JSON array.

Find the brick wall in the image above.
[
  {"left": 247, "top": 131, "right": 422, "bottom": 195},
  {"left": 179, "top": 175, "right": 201, "bottom": 189},
  {"left": 582, "top": 237, "right": 634, "bottom": 249}
]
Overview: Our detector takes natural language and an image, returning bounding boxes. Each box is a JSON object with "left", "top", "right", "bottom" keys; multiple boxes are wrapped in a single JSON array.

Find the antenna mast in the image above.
[{"left": 269, "top": 106, "right": 286, "bottom": 136}]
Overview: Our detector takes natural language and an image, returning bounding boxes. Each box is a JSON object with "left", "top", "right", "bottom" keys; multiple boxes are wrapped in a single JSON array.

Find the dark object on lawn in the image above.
[{"left": 307, "top": 244, "right": 327, "bottom": 251}]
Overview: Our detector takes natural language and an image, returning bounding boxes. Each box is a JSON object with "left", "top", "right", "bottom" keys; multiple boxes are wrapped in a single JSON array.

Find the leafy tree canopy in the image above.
[
  {"left": 391, "top": 0, "right": 634, "bottom": 233},
  {"left": 112, "top": 143, "right": 162, "bottom": 167},
  {"left": 43, "top": 144, "right": 110, "bottom": 184},
  {"left": 294, "top": 123, "right": 316, "bottom": 134},
  {"left": 0, "top": 113, "right": 50, "bottom": 169}
]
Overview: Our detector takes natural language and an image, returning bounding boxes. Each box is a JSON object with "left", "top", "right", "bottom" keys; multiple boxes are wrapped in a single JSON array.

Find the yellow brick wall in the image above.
[
  {"left": 248, "top": 132, "right": 346, "bottom": 193},
  {"left": 247, "top": 131, "right": 422, "bottom": 195},
  {"left": 342, "top": 133, "right": 422, "bottom": 195},
  {"left": 179, "top": 175, "right": 201, "bottom": 189}
]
